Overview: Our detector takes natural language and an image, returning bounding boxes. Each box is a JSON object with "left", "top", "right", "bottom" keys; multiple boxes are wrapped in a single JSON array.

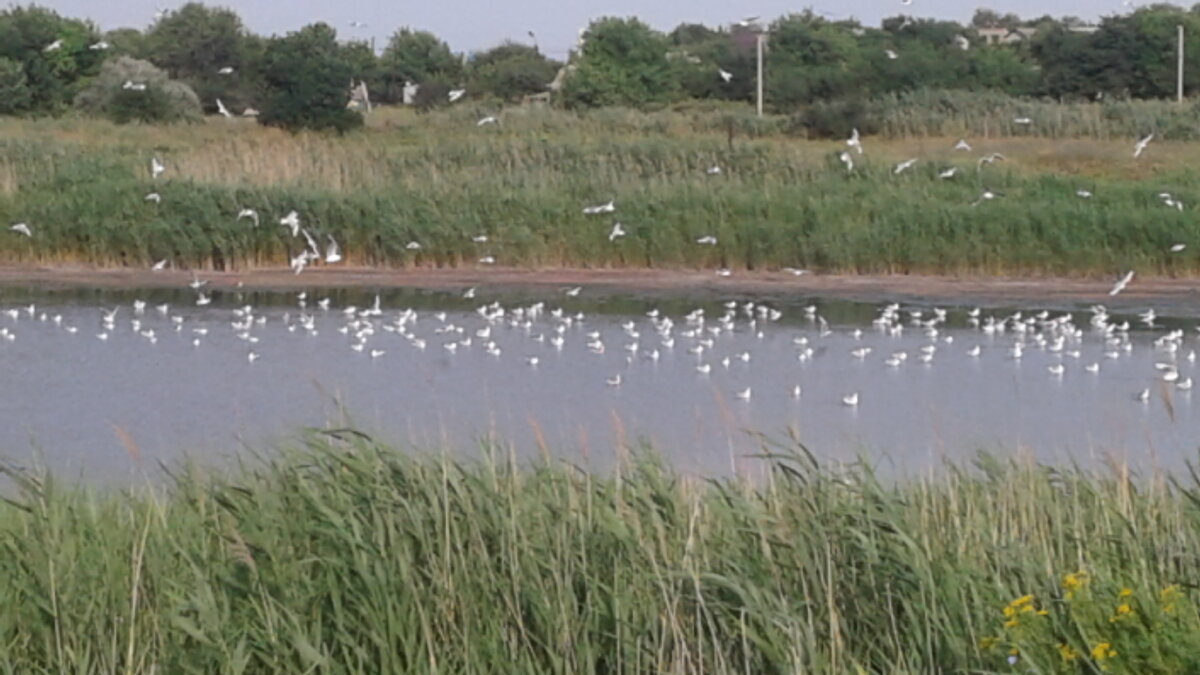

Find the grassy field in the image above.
[
  {"left": 1, "top": 433, "right": 1198, "bottom": 672},
  {"left": 1, "top": 102, "right": 1199, "bottom": 275}
]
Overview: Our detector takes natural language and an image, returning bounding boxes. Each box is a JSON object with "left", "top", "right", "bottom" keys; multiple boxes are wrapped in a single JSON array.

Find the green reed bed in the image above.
[
  {"left": 1, "top": 108, "right": 1199, "bottom": 275},
  {"left": 1, "top": 433, "right": 1200, "bottom": 673}
]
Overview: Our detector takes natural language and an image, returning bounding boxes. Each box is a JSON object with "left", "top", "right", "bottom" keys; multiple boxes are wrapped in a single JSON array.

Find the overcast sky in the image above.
[{"left": 17, "top": 1, "right": 1180, "bottom": 58}]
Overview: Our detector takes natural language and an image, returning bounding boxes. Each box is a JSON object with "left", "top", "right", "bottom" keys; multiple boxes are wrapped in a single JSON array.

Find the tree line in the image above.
[{"left": 0, "top": 3, "right": 1198, "bottom": 132}]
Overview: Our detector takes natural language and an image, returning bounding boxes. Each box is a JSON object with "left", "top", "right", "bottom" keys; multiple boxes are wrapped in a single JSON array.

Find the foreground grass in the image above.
[
  {"left": 1, "top": 104, "right": 1200, "bottom": 276},
  {"left": 1, "top": 433, "right": 1200, "bottom": 672}
]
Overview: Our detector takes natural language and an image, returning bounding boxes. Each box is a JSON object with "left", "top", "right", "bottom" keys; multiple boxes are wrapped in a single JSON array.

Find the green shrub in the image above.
[{"left": 72, "top": 55, "right": 201, "bottom": 123}]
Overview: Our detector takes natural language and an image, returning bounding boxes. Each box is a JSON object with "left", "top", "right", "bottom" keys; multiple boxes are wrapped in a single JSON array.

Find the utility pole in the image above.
[
  {"left": 756, "top": 32, "right": 765, "bottom": 117},
  {"left": 1178, "top": 24, "right": 1185, "bottom": 103}
]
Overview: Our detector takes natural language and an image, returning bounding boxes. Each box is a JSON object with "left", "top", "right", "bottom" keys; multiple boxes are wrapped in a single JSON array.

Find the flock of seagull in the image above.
[{"left": 0, "top": 283, "right": 1194, "bottom": 413}]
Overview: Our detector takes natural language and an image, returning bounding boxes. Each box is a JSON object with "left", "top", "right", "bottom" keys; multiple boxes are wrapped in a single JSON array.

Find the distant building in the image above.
[
  {"left": 978, "top": 24, "right": 1098, "bottom": 45},
  {"left": 978, "top": 27, "right": 1038, "bottom": 45}
]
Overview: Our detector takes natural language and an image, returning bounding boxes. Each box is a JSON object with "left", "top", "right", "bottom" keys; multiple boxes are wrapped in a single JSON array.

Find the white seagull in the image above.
[
  {"left": 1133, "top": 133, "right": 1154, "bottom": 159},
  {"left": 839, "top": 151, "right": 854, "bottom": 172},
  {"left": 279, "top": 211, "right": 301, "bottom": 237},
  {"left": 216, "top": 98, "right": 232, "bottom": 118},
  {"left": 325, "top": 236, "right": 343, "bottom": 263},
  {"left": 846, "top": 127, "right": 863, "bottom": 154},
  {"left": 893, "top": 158, "right": 917, "bottom": 175},
  {"left": 237, "top": 208, "right": 259, "bottom": 226},
  {"left": 218, "top": 66, "right": 235, "bottom": 75},
  {"left": 842, "top": 392, "right": 859, "bottom": 406},
  {"left": 583, "top": 200, "right": 615, "bottom": 215},
  {"left": 10, "top": 223, "right": 32, "bottom": 237},
  {"left": 151, "top": 157, "right": 165, "bottom": 179},
  {"left": 476, "top": 116, "right": 498, "bottom": 126},
  {"left": 1109, "top": 270, "right": 1134, "bottom": 296},
  {"left": 448, "top": 89, "right": 466, "bottom": 103},
  {"left": 954, "top": 139, "right": 972, "bottom": 151},
  {"left": 696, "top": 235, "right": 718, "bottom": 245},
  {"left": 608, "top": 222, "right": 626, "bottom": 241},
  {"left": 718, "top": 68, "right": 733, "bottom": 83}
]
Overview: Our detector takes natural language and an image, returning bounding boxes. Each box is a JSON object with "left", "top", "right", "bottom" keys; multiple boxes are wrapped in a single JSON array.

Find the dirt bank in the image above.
[{"left": 1, "top": 265, "right": 1198, "bottom": 313}]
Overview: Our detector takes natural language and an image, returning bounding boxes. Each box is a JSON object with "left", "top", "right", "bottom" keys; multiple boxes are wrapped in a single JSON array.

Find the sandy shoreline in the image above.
[{"left": 1, "top": 265, "right": 1198, "bottom": 312}]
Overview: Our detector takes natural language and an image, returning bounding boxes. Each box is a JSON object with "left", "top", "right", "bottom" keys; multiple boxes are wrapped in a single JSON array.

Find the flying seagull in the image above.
[
  {"left": 954, "top": 139, "right": 972, "bottom": 151},
  {"left": 885, "top": 49, "right": 898, "bottom": 60},
  {"left": 279, "top": 211, "right": 301, "bottom": 237},
  {"left": 583, "top": 200, "right": 615, "bottom": 215},
  {"left": 9, "top": 223, "right": 32, "bottom": 237},
  {"left": 1109, "top": 270, "right": 1135, "bottom": 296},
  {"left": 237, "top": 208, "right": 259, "bottom": 226},
  {"left": 325, "top": 235, "right": 343, "bottom": 264},
  {"left": 218, "top": 66, "right": 235, "bottom": 75},
  {"left": 846, "top": 127, "right": 863, "bottom": 154},
  {"left": 718, "top": 68, "right": 733, "bottom": 83},
  {"left": 839, "top": 151, "right": 854, "bottom": 172},
  {"left": 1133, "top": 133, "right": 1154, "bottom": 158},
  {"left": 448, "top": 89, "right": 466, "bottom": 103},
  {"left": 150, "top": 157, "right": 164, "bottom": 179},
  {"left": 216, "top": 98, "right": 232, "bottom": 118},
  {"left": 44, "top": 39, "right": 63, "bottom": 52},
  {"left": 893, "top": 158, "right": 917, "bottom": 175},
  {"left": 477, "top": 116, "right": 498, "bottom": 126},
  {"left": 608, "top": 222, "right": 626, "bottom": 241},
  {"left": 89, "top": 41, "right": 110, "bottom": 50}
]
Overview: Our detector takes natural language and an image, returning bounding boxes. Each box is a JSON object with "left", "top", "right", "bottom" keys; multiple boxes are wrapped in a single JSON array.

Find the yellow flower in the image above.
[
  {"left": 1092, "top": 642, "right": 1117, "bottom": 660},
  {"left": 1110, "top": 603, "right": 1133, "bottom": 622},
  {"left": 1119, "top": 588, "right": 1133, "bottom": 598},
  {"left": 1004, "top": 618, "right": 1020, "bottom": 628},
  {"left": 1058, "top": 643, "right": 1078, "bottom": 662},
  {"left": 1036, "top": 609, "right": 1049, "bottom": 616},
  {"left": 1063, "top": 570, "right": 1090, "bottom": 599},
  {"left": 1003, "top": 605, "right": 1017, "bottom": 617},
  {"left": 979, "top": 636, "right": 1000, "bottom": 650},
  {"left": 1011, "top": 594, "right": 1035, "bottom": 608}
]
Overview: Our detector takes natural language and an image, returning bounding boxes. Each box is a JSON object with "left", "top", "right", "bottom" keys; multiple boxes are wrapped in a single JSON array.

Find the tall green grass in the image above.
[
  {"left": 1, "top": 434, "right": 1199, "bottom": 672},
  {"left": 1, "top": 104, "right": 1199, "bottom": 275}
]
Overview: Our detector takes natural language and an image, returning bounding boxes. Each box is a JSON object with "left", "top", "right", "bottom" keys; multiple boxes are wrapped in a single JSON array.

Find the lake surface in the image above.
[{"left": 1, "top": 285, "right": 1198, "bottom": 482}]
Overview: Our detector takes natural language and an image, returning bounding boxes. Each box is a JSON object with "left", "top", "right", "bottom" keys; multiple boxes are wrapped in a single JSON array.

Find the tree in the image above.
[
  {"left": 972, "top": 9, "right": 1022, "bottom": 29},
  {"left": 73, "top": 56, "right": 202, "bottom": 123},
  {"left": 0, "top": 6, "right": 103, "bottom": 113},
  {"left": 560, "top": 17, "right": 678, "bottom": 108},
  {"left": 766, "top": 13, "right": 866, "bottom": 109},
  {"left": 102, "top": 28, "right": 148, "bottom": 58},
  {"left": 258, "top": 23, "right": 362, "bottom": 133},
  {"left": 0, "top": 57, "right": 31, "bottom": 114},
  {"left": 379, "top": 29, "right": 462, "bottom": 102},
  {"left": 143, "top": 3, "right": 251, "bottom": 113},
  {"left": 467, "top": 42, "right": 559, "bottom": 100}
]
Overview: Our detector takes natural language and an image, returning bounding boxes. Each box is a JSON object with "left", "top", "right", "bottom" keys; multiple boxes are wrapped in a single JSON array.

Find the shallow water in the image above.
[{"left": 1, "top": 285, "right": 1197, "bottom": 482}]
